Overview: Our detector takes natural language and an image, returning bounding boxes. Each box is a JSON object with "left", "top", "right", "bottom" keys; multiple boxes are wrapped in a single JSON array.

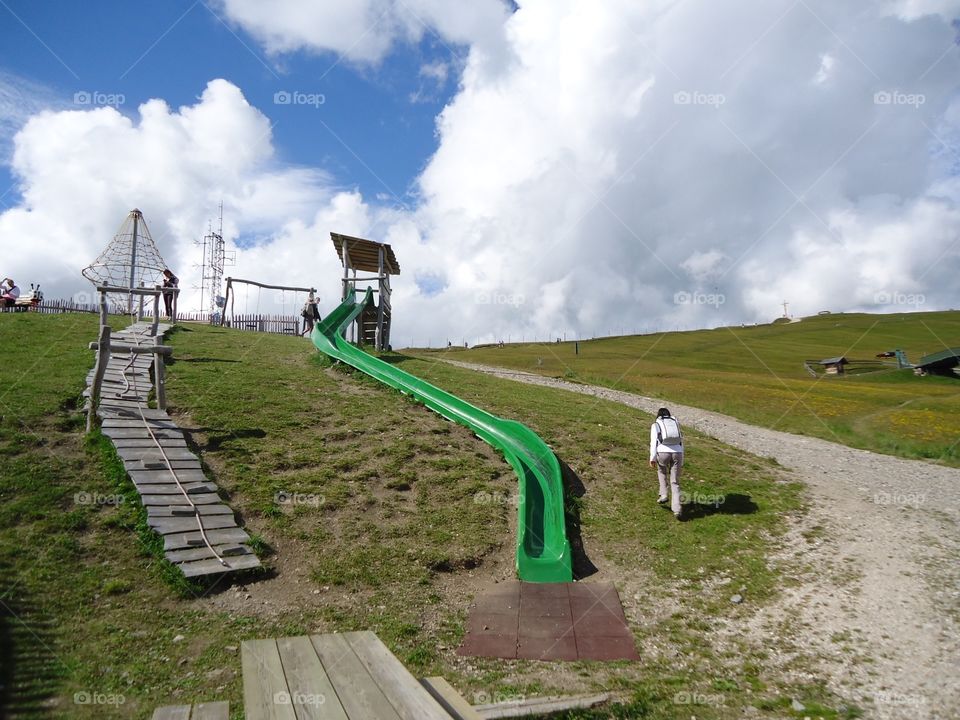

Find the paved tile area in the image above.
[{"left": 458, "top": 581, "right": 639, "bottom": 662}]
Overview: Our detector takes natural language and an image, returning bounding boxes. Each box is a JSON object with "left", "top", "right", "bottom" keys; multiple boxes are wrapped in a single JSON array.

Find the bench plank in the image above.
[
  {"left": 345, "top": 631, "right": 450, "bottom": 720},
  {"left": 242, "top": 639, "right": 297, "bottom": 720},
  {"left": 311, "top": 633, "right": 401, "bottom": 720},
  {"left": 420, "top": 677, "right": 483, "bottom": 720},
  {"left": 276, "top": 635, "right": 348, "bottom": 720}
]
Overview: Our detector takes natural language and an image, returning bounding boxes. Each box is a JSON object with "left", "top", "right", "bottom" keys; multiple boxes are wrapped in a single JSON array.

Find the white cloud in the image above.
[{"left": 217, "top": 0, "right": 511, "bottom": 66}]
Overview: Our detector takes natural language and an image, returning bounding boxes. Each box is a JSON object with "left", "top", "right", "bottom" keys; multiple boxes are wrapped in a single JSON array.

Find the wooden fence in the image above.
[
  {"left": 224, "top": 314, "right": 302, "bottom": 334},
  {"left": 2, "top": 299, "right": 304, "bottom": 336}
]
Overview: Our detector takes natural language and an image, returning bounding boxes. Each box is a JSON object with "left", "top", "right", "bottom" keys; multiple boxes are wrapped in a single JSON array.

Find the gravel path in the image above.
[{"left": 442, "top": 359, "right": 960, "bottom": 720}]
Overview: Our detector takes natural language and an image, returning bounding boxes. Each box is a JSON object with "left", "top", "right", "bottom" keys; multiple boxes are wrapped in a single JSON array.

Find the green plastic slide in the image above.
[{"left": 311, "top": 288, "right": 572, "bottom": 583}]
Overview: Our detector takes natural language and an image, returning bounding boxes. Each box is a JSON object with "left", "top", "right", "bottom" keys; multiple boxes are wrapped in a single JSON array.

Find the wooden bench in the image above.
[
  {"left": 151, "top": 701, "right": 228, "bottom": 719},
  {"left": 242, "top": 631, "right": 473, "bottom": 719}
]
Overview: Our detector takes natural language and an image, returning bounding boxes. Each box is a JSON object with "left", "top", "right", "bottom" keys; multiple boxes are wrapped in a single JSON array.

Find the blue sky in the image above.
[{"left": 0, "top": 0, "right": 459, "bottom": 210}]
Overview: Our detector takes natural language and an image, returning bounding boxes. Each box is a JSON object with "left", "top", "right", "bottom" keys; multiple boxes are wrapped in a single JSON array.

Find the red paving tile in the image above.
[
  {"left": 467, "top": 612, "right": 518, "bottom": 635},
  {"left": 517, "top": 634, "right": 578, "bottom": 661},
  {"left": 459, "top": 632, "right": 518, "bottom": 659},
  {"left": 574, "top": 633, "right": 641, "bottom": 662},
  {"left": 459, "top": 581, "right": 638, "bottom": 662}
]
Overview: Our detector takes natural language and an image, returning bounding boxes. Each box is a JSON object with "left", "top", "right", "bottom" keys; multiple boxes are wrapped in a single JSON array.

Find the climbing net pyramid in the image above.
[{"left": 82, "top": 209, "right": 169, "bottom": 311}]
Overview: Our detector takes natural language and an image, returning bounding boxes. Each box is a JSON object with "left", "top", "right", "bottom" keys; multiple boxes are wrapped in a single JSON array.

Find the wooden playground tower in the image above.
[{"left": 331, "top": 232, "right": 400, "bottom": 351}]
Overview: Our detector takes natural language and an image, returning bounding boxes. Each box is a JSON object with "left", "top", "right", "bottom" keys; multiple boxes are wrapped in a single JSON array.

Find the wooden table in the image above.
[{"left": 242, "top": 631, "right": 462, "bottom": 719}]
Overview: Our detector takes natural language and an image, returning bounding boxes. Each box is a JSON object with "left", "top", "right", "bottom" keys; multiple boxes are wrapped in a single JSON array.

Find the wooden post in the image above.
[
  {"left": 152, "top": 286, "right": 161, "bottom": 336},
  {"left": 98, "top": 285, "right": 108, "bottom": 327},
  {"left": 87, "top": 325, "right": 111, "bottom": 432},
  {"left": 376, "top": 245, "right": 385, "bottom": 351},
  {"left": 137, "top": 282, "right": 145, "bottom": 321},
  {"left": 153, "top": 335, "right": 167, "bottom": 410}
]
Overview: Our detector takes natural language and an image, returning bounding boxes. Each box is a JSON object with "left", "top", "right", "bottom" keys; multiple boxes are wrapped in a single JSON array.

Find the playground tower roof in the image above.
[{"left": 331, "top": 232, "right": 400, "bottom": 275}]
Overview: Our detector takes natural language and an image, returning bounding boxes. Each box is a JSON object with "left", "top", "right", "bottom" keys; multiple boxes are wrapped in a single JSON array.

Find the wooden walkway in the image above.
[
  {"left": 242, "top": 631, "right": 477, "bottom": 720},
  {"left": 86, "top": 322, "right": 260, "bottom": 578}
]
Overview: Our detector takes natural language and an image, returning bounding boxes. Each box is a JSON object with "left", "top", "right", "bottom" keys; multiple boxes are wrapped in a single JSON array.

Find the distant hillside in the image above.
[{"left": 427, "top": 311, "right": 960, "bottom": 466}]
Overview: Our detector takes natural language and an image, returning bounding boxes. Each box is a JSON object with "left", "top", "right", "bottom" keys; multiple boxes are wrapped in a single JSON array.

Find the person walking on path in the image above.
[
  {"left": 161, "top": 269, "right": 178, "bottom": 318},
  {"left": 649, "top": 407, "right": 684, "bottom": 520}
]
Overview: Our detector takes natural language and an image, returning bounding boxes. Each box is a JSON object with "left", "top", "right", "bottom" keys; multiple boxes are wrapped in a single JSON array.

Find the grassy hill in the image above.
[
  {"left": 432, "top": 311, "right": 960, "bottom": 466},
  {"left": 0, "top": 312, "right": 868, "bottom": 718}
]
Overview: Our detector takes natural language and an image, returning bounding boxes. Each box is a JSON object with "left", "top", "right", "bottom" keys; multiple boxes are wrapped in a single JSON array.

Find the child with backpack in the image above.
[{"left": 649, "top": 407, "right": 684, "bottom": 520}]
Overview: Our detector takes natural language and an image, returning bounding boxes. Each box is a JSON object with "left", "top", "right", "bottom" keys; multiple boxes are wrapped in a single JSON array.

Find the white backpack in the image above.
[{"left": 656, "top": 416, "right": 683, "bottom": 446}]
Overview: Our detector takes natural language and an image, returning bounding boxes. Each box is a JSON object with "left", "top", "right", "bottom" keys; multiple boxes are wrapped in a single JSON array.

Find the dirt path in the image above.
[{"left": 441, "top": 359, "right": 960, "bottom": 720}]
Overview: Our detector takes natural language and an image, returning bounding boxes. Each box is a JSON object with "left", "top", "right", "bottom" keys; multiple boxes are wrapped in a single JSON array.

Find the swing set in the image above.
[{"left": 219, "top": 277, "right": 317, "bottom": 334}]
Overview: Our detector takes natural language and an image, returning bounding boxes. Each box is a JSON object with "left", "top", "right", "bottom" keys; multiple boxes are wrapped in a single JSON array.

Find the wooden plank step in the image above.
[
  {"left": 164, "top": 527, "right": 250, "bottom": 551},
  {"left": 111, "top": 437, "right": 189, "bottom": 448},
  {"left": 178, "top": 553, "right": 261, "bottom": 578},
  {"left": 152, "top": 702, "right": 229, "bottom": 720},
  {"left": 345, "top": 631, "right": 450, "bottom": 720},
  {"left": 276, "top": 635, "right": 348, "bottom": 720},
  {"left": 420, "top": 677, "right": 483, "bottom": 720},
  {"left": 135, "top": 482, "right": 218, "bottom": 496},
  {"left": 165, "top": 543, "right": 252, "bottom": 563},
  {"left": 190, "top": 701, "right": 230, "bottom": 719},
  {"left": 125, "top": 459, "right": 202, "bottom": 472},
  {"left": 101, "top": 418, "right": 179, "bottom": 429},
  {"left": 148, "top": 504, "right": 234, "bottom": 518},
  {"left": 102, "top": 428, "right": 184, "bottom": 440},
  {"left": 242, "top": 639, "right": 297, "bottom": 720},
  {"left": 148, "top": 515, "right": 239, "bottom": 535},
  {"left": 151, "top": 705, "right": 191, "bottom": 720},
  {"left": 129, "top": 469, "right": 209, "bottom": 484},
  {"left": 115, "top": 447, "right": 197, "bottom": 461},
  {"left": 142, "top": 493, "right": 222, "bottom": 507},
  {"left": 99, "top": 407, "right": 170, "bottom": 421}
]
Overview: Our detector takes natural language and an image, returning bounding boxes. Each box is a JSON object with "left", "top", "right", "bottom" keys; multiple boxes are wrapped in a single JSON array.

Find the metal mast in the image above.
[{"left": 200, "top": 202, "right": 232, "bottom": 319}]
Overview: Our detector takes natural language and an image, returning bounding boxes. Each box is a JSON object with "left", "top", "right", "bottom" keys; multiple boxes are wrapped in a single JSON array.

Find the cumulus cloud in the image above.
[{"left": 216, "top": 0, "right": 512, "bottom": 67}]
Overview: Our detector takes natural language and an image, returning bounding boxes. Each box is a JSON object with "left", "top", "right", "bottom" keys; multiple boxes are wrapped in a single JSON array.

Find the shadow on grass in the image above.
[
  {"left": 0, "top": 560, "right": 62, "bottom": 719},
  {"left": 171, "top": 357, "right": 241, "bottom": 364},
  {"left": 560, "top": 459, "right": 599, "bottom": 580},
  {"left": 676, "top": 492, "right": 758, "bottom": 521},
  {"left": 183, "top": 427, "right": 267, "bottom": 451}
]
